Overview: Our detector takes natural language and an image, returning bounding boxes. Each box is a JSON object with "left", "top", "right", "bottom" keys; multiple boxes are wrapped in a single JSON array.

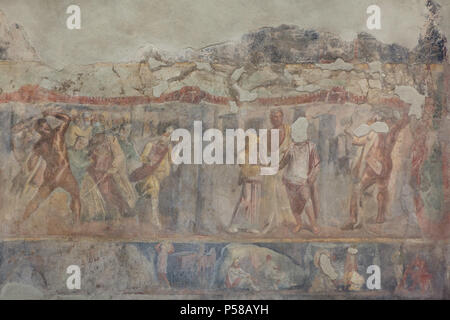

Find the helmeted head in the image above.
[
  {"left": 119, "top": 123, "right": 132, "bottom": 139},
  {"left": 22, "top": 125, "right": 35, "bottom": 144},
  {"left": 164, "top": 125, "right": 175, "bottom": 137},
  {"left": 92, "top": 122, "right": 106, "bottom": 136},
  {"left": 82, "top": 111, "right": 91, "bottom": 124},
  {"left": 35, "top": 118, "right": 52, "bottom": 137},
  {"left": 91, "top": 132, "right": 106, "bottom": 147},
  {"left": 74, "top": 136, "right": 89, "bottom": 150}
]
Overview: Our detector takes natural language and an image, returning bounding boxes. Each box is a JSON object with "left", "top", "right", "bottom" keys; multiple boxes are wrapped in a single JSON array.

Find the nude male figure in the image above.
[
  {"left": 21, "top": 108, "right": 81, "bottom": 226},
  {"left": 342, "top": 109, "right": 409, "bottom": 230}
]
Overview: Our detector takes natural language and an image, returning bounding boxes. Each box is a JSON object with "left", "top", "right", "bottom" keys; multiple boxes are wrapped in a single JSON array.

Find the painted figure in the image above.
[
  {"left": 116, "top": 123, "right": 139, "bottom": 172},
  {"left": 132, "top": 125, "right": 174, "bottom": 229},
  {"left": 261, "top": 254, "right": 288, "bottom": 289},
  {"left": 197, "top": 245, "right": 216, "bottom": 287},
  {"left": 21, "top": 109, "right": 81, "bottom": 226},
  {"left": 343, "top": 247, "right": 364, "bottom": 291},
  {"left": 65, "top": 111, "right": 92, "bottom": 148},
  {"left": 10, "top": 119, "right": 45, "bottom": 197},
  {"left": 228, "top": 135, "right": 262, "bottom": 234},
  {"left": 261, "top": 108, "right": 297, "bottom": 233},
  {"left": 398, "top": 255, "right": 432, "bottom": 293},
  {"left": 225, "top": 258, "right": 259, "bottom": 291},
  {"left": 85, "top": 132, "right": 131, "bottom": 218},
  {"left": 342, "top": 110, "right": 409, "bottom": 230},
  {"left": 392, "top": 246, "right": 405, "bottom": 291},
  {"left": 279, "top": 117, "right": 321, "bottom": 234},
  {"left": 68, "top": 136, "right": 90, "bottom": 186},
  {"left": 309, "top": 249, "right": 339, "bottom": 293},
  {"left": 155, "top": 241, "right": 175, "bottom": 289}
]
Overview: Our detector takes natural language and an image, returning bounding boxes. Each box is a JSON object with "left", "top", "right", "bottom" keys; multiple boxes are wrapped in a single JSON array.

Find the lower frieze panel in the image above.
[{"left": 0, "top": 240, "right": 447, "bottom": 299}]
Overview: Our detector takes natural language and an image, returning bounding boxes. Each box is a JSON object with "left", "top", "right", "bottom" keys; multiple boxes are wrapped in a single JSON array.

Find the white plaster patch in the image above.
[
  {"left": 369, "top": 79, "right": 382, "bottom": 89},
  {"left": 195, "top": 62, "right": 212, "bottom": 72},
  {"left": 231, "top": 67, "right": 245, "bottom": 82},
  {"left": 295, "top": 84, "right": 321, "bottom": 93},
  {"left": 244, "top": 67, "right": 279, "bottom": 89},
  {"left": 319, "top": 78, "right": 344, "bottom": 88},
  {"left": 147, "top": 57, "right": 166, "bottom": 70},
  {"left": 353, "top": 121, "right": 389, "bottom": 137},
  {"left": 232, "top": 83, "right": 257, "bottom": 102},
  {"left": 371, "top": 121, "right": 389, "bottom": 133},
  {"left": 229, "top": 100, "right": 239, "bottom": 113},
  {"left": 291, "top": 117, "right": 308, "bottom": 143},
  {"left": 317, "top": 58, "right": 353, "bottom": 71},
  {"left": 152, "top": 80, "right": 168, "bottom": 97},
  {"left": 369, "top": 61, "right": 382, "bottom": 74},
  {"left": 0, "top": 282, "right": 44, "bottom": 300},
  {"left": 40, "top": 78, "right": 58, "bottom": 90},
  {"left": 395, "top": 85, "right": 425, "bottom": 119},
  {"left": 284, "top": 69, "right": 293, "bottom": 81},
  {"left": 358, "top": 79, "right": 369, "bottom": 95},
  {"left": 353, "top": 123, "right": 371, "bottom": 137}
]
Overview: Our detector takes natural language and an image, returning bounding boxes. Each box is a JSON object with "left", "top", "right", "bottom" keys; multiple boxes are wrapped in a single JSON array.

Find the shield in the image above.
[{"left": 129, "top": 143, "right": 168, "bottom": 182}]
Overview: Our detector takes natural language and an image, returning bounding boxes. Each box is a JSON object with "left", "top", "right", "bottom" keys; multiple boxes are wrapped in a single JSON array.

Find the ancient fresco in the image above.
[
  {"left": 0, "top": 0, "right": 448, "bottom": 299},
  {"left": 0, "top": 240, "right": 447, "bottom": 299}
]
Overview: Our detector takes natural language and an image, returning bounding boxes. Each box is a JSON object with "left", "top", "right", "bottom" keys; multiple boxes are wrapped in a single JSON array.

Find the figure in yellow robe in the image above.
[
  {"left": 261, "top": 123, "right": 297, "bottom": 233},
  {"left": 138, "top": 130, "right": 173, "bottom": 229}
]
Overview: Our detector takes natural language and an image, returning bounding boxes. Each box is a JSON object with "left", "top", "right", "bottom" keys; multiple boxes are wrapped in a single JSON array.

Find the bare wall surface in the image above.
[{"left": 1, "top": 0, "right": 449, "bottom": 68}]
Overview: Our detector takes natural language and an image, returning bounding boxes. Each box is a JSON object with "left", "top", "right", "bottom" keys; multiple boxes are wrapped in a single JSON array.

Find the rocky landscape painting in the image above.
[{"left": 0, "top": 0, "right": 448, "bottom": 299}]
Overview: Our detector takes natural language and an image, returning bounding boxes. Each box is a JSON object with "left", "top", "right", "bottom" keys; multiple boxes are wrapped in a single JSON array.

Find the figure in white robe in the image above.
[{"left": 225, "top": 258, "right": 259, "bottom": 291}]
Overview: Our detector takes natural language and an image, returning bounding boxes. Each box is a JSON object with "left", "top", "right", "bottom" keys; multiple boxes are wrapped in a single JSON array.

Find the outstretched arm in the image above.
[
  {"left": 307, "top": 144, "right": 320, "bottom": 184},
  {"left": 278, "top": 150, "right": 291, "bottom": 170},
  {"left": 385, "top": 110, "right": 410, "bottom": 147},
  {"left": 27, "top": 144, "right": 41, "bottom": 171},
  {"left": 308, "top": 163, "right": 320, "bottom": 185},
  {"left": 351, "top": 134, "right": 370, "bottom": 146},
  {"left": 390, "top": 110, "right": 410, "bottom": 138},
  {"left": 43, "top": 109, "right": 71, "bottom": 122},
  {"left": 141, "top": 142, "right": 153, "bottom": 163},
  {"left": 11, "top": 119, "right": 34, "bottom": 134},
  {"left": 43, "top": 109, "right": 71, "bottom": 136}
]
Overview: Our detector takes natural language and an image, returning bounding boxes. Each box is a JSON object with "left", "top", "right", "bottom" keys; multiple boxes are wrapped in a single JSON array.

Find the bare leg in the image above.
[
  {"left": 284, "top": 183, "right": 306, "bottom": 233},
  {"left": 305, "top": 201, "right": 320, "bottom": 234},
  {"left": 376, "top": 182, "right": 389, "bottom": 224},
  {"left": 300, "top": 187, "right": 320, "bottom": 234},
  {"left": 59, "top": 173, "right": 82, "bottom": 225},
  {"left": 96, "top": 174, "right": 130, "bottom": 216},
  {"left": 22, "top": 184, "right": 53, "bottom": 223},
  {"left": 228, "top": 185, "right": 245, "bottom": 233},
  {"left": 310, "top": 180, "right": 320, "bottom": 219},
  {"left": 158, "top": 272, "right": 171, "bottom": 288},
  {"left": 292, "top": 216, "right": 304, "bottom": 233},
  {"left": 151, "top": 191, "right": 162, "bottom": 229},
  {"left": 342, "top": 171, "right": 376, "bottom": 230},
  {"left": 348, "top": 187, "right": 359, "bottom": 225}
]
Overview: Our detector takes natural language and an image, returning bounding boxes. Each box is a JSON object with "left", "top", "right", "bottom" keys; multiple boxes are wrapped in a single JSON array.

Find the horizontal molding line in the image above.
[
  {"left": 0, "top": 236, "right": 446, "bottom": 245},
  {"left": 0, "top": 84, "right": 413, "bottom": 109}
]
